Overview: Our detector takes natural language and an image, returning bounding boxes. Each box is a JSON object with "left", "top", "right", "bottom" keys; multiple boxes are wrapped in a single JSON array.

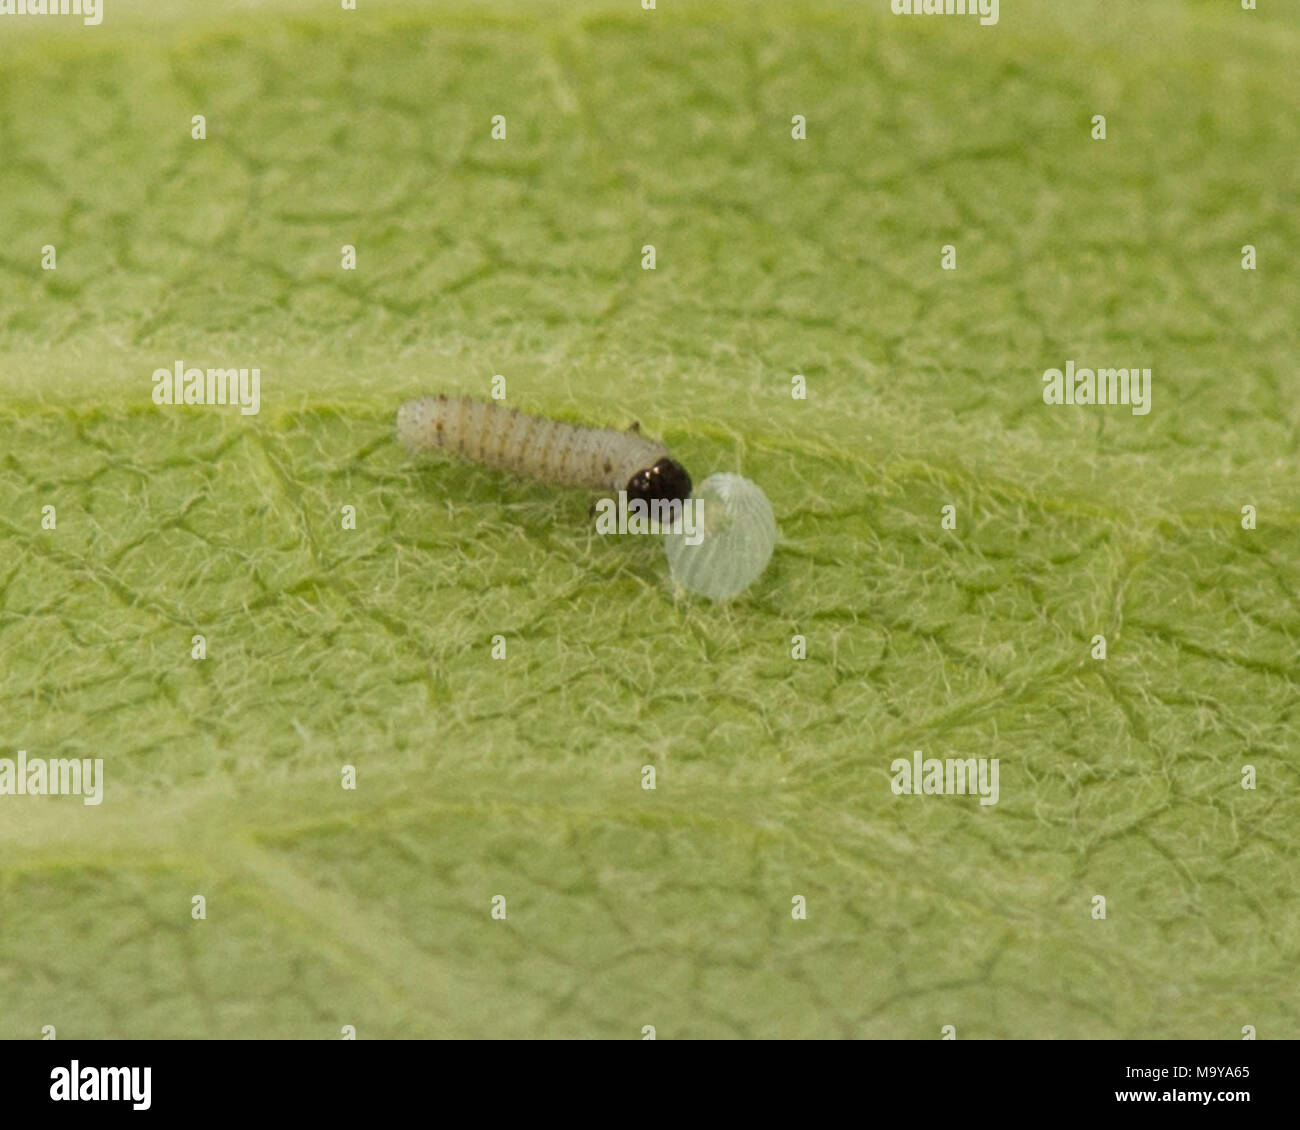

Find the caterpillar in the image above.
[{"left": 396, "top": 395, "right": 692, "bottom": 504}]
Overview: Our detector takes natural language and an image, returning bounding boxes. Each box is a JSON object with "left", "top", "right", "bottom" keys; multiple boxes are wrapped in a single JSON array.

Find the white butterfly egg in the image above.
[{"left": 663, "top": 473, "right": 777, "bottom": 601}]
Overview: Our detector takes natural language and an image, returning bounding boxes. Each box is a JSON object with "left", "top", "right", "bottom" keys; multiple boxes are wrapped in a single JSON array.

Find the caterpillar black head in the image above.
[{"left": 625, "top": 458, "right": 692, "bottom": 505}]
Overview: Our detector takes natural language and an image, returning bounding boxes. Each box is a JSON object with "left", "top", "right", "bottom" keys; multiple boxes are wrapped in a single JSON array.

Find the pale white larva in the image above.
[
  {"left": 396, "top": 395, "right": 692, "bottom": 503},
  {"left": 398, "top": 395, "right": 779, "bottom": 601}
]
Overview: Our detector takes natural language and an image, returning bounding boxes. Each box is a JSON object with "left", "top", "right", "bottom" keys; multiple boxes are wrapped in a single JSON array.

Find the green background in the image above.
[{"left": 0, "top": 0, "right": 1296, "bottom": 1038}]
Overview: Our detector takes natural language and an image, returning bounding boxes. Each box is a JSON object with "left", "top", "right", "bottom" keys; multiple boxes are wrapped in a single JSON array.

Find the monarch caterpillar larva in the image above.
[{"left": 396, "top": 395, "right": 692, "bottom": 504}]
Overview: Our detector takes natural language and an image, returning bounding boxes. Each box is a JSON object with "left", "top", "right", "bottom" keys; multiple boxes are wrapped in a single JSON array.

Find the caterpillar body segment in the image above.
[{"left": 397, "top": 395, "right": 692, "bottom": 503}]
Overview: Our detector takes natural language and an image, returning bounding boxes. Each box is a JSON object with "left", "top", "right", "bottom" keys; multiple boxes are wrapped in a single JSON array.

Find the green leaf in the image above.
[{"left": 0, "top": 0, "right": 1296, "bottom": 1039}]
